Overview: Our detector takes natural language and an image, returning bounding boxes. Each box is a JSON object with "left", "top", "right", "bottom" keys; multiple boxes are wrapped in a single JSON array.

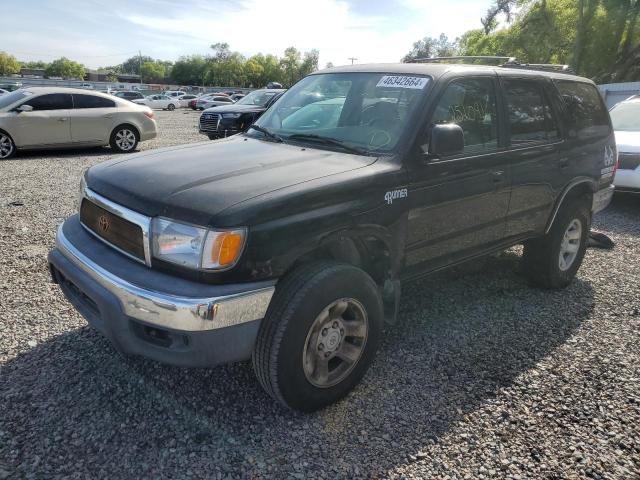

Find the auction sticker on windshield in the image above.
[{"left": 376, "top": 76, "right": 429, "bottom": 89}]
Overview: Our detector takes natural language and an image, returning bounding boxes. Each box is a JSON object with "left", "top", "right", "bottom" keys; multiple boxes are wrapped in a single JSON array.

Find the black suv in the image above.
[
  {"left": 198, "top": 88, "right": 284, "bottom": 139},
  {"left": 49, "top": 63, "right": 615, "bottom": 412}
]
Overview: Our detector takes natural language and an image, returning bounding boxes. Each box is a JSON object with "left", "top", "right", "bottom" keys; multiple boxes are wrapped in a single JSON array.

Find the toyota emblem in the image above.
[{"left": 98, "top": 215, "right": 110, "bottom": 233}]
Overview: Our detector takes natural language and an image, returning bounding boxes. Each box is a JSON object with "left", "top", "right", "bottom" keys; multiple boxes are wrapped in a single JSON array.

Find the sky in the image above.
[{"left": 1, "top": 0, "right": 491, "bottom": 69}]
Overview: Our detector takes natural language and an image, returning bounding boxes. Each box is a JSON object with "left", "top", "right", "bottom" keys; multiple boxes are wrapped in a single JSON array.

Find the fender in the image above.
[{"left": 544, "top": 177, "right": 597, "bottom": 234}]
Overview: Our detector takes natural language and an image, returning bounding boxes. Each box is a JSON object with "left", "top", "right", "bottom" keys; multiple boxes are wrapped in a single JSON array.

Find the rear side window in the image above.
[
  {"left": 23, "top": 93, "right": 73, "bottom": 111},
  {"left": 73, "top": 94, "right": 115, "bottom": 109},
  {"left": 431, "top": 77, "right": 499, "bottom": 154},
  {"left": 503, "top": 79, "right": 559, "bottom": 144},
  {"left": 555, "top": 80, "right": 610, "bottom": 138}
]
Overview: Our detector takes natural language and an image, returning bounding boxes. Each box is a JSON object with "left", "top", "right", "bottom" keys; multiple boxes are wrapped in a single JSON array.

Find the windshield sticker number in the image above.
[{"left": 376, "top": 76, "right": 429, "bottom": 90}]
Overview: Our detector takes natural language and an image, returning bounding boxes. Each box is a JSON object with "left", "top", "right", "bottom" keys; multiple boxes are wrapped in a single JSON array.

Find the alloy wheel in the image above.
[
  {"left": 114, "top": 129, "right": 136, "bottom": 151},
  {"left": 0, "top": 134, "right": 14, "bottom": 159},
  {"left": 558, "top": 218, "right": 582, "bottom": 271}
]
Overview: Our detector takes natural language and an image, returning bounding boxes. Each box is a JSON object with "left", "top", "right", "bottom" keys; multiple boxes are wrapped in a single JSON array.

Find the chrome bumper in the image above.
[
  {"left": 55, "top": 223, "right": 274, "bottom": 332},
  {"left": 592, "top": 184, "right": 615, "bottom": 214}
]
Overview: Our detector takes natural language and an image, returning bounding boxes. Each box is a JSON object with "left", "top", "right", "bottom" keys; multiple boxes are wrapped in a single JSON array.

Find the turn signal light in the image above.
[{"left": 210, "top": 231, "right": 244, "bottom": 267}]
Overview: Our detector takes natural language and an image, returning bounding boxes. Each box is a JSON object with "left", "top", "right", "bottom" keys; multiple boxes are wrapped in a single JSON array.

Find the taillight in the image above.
[
  {"left": 613, "top": 145, "right": 619, "bottom": 179},
  {"left": 144, "top": 110, "right": 155, "bottom": 120}
]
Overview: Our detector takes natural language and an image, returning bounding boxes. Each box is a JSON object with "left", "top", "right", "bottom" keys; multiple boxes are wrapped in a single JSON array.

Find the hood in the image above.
[
  {"left": 202, "top": 104, "right": 265, "bottom": 114},
  {"left": 86, "top": 135, "right": 377, "bottom": 227},
  {"left": 614, "top": 130, "right": 640, "bottom": 153}
]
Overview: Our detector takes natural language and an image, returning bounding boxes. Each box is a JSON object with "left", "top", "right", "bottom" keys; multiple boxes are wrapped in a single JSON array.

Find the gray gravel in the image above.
[{"left": 1, "top": 110, "right": 639, "bottom": 479}]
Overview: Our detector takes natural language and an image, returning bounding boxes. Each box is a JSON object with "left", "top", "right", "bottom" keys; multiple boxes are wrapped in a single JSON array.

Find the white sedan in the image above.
[
  {"left": 176, "top": 94, "right": 198, "bottom": 108},
  {"left": 133, "top": 94, "right": 180, "bottom": 111},
  {"left": 610, "top": 96, "right": 640, "bottom": 193},
  {"left": 0, "top": 87, "right": 157, "bottom": 159}
]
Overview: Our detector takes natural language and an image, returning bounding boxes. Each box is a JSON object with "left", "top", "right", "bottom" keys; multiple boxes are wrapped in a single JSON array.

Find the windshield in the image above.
[
  {"left": 252, "top": 72, "right": 429, "bottom": 153},
  {"left": 0, "top": 89, "right": 32, "bottom": 109},
  {"left": 610, "top": 102, "right": 640, "bottom": 131},
  {"left": 236, "top": 90, "right": 280, "bottom": 107}
]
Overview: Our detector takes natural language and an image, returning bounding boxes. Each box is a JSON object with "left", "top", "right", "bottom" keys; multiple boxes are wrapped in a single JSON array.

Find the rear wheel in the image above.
[
  {"left": 167, "top": 103, "right": 176, "bottom": 111},
  {"left": 522, "top": 197, "right": 591, "bottom": 288},
  {"left": 0, "top": 132, "right": 16, "bottom": 160},
  {"left": 253, "top": 261, "right": 383, "bottom": 412},
  {"left": 110, "top": 126, "right": 139, "bottom": 153}
]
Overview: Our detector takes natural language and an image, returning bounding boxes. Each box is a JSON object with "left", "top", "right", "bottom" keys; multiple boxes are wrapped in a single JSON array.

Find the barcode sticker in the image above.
[{"left": 376, "top": 76, "right": 429, "bottom": 89}]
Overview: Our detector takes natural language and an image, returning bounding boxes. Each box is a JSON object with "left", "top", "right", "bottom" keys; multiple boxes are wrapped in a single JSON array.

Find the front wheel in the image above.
[
  {"left": 0, "top": 132, "right": 16, "bottom": 160},
  {"left": 110, "top": 126, "right": 139, "bottom": 153},
  {"left": 253, "top": 262, "right": 383, "bottom": 412},
  {"left": 522, "top": 197, "right": 591, "bottom": 289},
  {"left": 167, "top": 103, "right": 175, "bottom": 111}
]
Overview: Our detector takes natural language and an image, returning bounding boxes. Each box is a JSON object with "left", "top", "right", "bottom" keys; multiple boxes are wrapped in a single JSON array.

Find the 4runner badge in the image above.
[{"left": 384, "top": 188, "right": 408, "bottom": 205}]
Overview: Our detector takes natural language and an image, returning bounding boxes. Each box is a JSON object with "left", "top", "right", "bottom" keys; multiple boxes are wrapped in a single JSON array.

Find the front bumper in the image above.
[{"left": 48, "top": 216, "right": 275, "bottom": 367}]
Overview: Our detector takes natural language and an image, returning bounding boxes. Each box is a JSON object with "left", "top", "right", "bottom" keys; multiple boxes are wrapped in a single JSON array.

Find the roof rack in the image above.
[
  {"left": 412, "top": 56, "right": 516, "bottom": 64},
  {"left": 410, "top": 56, "right": 575, "bottom": 74}
]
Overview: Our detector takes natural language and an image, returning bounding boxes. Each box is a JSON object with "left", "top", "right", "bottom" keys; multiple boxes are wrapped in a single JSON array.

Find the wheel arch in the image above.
[
  {"left": 111, "top": 122, "right": 140, "bottom": 139},
  {"left": 545, "top": 178, "right": 596, "bottom": 234}
]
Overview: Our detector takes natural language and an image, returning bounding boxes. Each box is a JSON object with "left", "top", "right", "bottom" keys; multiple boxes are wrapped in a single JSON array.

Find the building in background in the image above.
[{"left": 599, "top": 82, "right": 640, "bottom": 109}]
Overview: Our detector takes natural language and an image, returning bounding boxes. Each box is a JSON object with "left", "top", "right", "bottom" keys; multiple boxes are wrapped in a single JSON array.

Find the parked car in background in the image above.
[
  {"left": 199, "top": 88, "right": 284, "bottom": 139},
  {"left": 0, "top": 87, "right": 157, "bottom": 159},
  {"left": 196, "top": 95, "right": 234, "bottom": 110},
  {"left": 177, "top": 94, "right": 198, "bottom": 108},
  {"left": 113, "top": 91, "right": 145, "bottom": 102},
  {"left": 133, "top": 94, "right": 180, "bottom": 111},
  {"left": 610, "top": 95, "right": 640, "bottom": 193},
  {"left": 230, "top": 93, "right": 245, "bottom": 102},
  {"left": 0, "top": 89, "right": 9, "bottom": 96},
  {"left": 164, "top": 90, "right": 187, "bottom": 99}
]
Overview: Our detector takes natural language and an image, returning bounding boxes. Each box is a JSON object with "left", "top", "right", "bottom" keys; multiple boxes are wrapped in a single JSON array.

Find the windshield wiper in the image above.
[
  {"left": 286, "top": 134, "right": 368, "bottom": 155},
  {"left": 248, "top": 124, "right": 284, "bottom": 143}
]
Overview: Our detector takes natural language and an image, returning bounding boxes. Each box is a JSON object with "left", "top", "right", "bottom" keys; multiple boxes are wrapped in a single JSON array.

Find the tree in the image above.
[
  {"left": 402, "top": 34, "right": 459, "bottom": 62},
  {"left": 299, "top": 49, "right": 320, "bottom": 77},
  {"left": 140, "top": 61, "right": 166, "bottom": 83},
  {"left": 281, "top": 47, "right": 301, "bottom": 86},
  {"left": 0, "top": 51, "right": 21, "bottom": 75},
  {"left": 121, "top": 55, "right": 153, "bottom": 75},
  {"left": 105, "top": 71, "right": 118, "bottom": 82},
  {"left": 171, "top": 55, "right": 208, "bottom": 85},
  {"left": 325, "top": 62, "right": 334, "bottom": 69},
  {"left": 22, "top": 60, "right": 48, "bottom": 70},
  {"left": 45, "top": 57, "right": 85, "bottom": 79}
]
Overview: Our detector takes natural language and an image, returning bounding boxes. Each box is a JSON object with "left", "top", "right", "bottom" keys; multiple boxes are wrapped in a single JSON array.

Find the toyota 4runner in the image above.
[{"left": 48, "top": 63, "right": 616, "bottom": 412}]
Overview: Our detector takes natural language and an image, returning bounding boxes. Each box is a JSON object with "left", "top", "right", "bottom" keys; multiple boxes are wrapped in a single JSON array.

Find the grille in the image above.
[
  {"left": 80, "top": 199, "right": 145, "bottom": 261},
  {"left": 200, "top": 113, "right": 221, "bottom": 132},
  {"left": 618, "top": 153, "right": 640, "bottom": 171}
]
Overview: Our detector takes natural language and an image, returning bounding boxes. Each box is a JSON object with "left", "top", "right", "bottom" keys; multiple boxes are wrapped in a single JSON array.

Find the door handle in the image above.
[
  {"left": 559, "top": 158, "right": 569, "bottom": 169},
  {"left": 103, "top": 115, "right": 113, "bottom": 119},
  {"left": 492, "top": 170, "right": 504, "bottom": 182},
  {"left": 57, "top": 117, "right": 68, "bottom": 122}
]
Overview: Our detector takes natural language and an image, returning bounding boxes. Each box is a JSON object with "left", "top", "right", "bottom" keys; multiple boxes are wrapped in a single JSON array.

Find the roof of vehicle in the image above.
[
  {"left": 317, "top": 63, "right": 593, "bottom": 84},
  {"left": 18, "top": 86, "right": 121, "bottom": 96}
]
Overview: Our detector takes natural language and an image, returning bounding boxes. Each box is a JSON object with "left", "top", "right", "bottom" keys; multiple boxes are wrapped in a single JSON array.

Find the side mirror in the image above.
[
  {"left": 428, "top": 123, "right": 464, "bottom": 157},
  {"left": 16, "top": 104, "right": 33, "bottom": 113}
]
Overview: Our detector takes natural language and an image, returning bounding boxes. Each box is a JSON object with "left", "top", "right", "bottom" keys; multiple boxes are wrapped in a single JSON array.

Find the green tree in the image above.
[
  {"left": 105, "top": 71, "right": 118, "bottom": 82},
  {"left": 299, "top": 49, "right": 319, "bottom": 78},
  {"left": 281, "top": 47, "right": 301, "bottom": 86},
  {"left": 171, "top": 55, "right": 208, "bottom": 85},
  {"left": 22, "top": 60, "right": 48, "bottom": 70},
  {"left": 141, "top": 60, "right": 166, "bottom": 83},
  {"left": 402, "top": 34, "right": 460, "bottom": 62},
  {"left": 121, "top": 55, "right": 153, "bottom": 75},
  {"left": 0, "top": 51, "right": 21, "bottom": 75},
  {"left": 44, "top": 57, "right": 85, "bottom": 79}
]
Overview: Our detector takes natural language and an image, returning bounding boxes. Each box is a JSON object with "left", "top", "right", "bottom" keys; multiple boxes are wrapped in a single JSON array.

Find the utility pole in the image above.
[
  {"left": 348, "top": 57, "right": 357, "bottom": 65},
  {"left": 139, "top": 50, "right": 143, "bottom": 86}
]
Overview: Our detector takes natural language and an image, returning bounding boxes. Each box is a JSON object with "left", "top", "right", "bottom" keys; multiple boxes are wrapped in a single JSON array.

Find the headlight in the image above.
[
  {"left": 151, "top": 217, "right": 246, "bottom": 270},
  {"left": 222, "top": 113, "right": 241, "bottom": 119}
]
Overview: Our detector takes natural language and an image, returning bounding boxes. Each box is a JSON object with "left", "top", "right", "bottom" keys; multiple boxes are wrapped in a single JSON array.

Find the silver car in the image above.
[{"left": 0, "top": 87, "right": 158, "bottom": 159}]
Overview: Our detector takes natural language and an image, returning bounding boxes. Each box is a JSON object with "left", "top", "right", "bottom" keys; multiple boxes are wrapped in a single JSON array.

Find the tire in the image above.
[
  {"left": 207, "top": 135, "right": 218, "bottom": 140},
  {"left": 253, "top": 261, "right": 383, "bottom": 412},
  {"left": 0, "top": 131, "right": 16, "bottom": 160},
  {"left": 167, "top": 103, "right": 175, "bottom": 111},
  {"left": 109, "top": 125, "right": 139, "bottom": 153},
  {"left": 522, "top": 196, "right": 591, "bottom": 289}
]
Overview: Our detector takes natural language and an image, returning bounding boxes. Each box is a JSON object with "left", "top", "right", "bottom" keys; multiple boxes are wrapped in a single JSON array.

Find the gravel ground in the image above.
[{"left": 1, "top": 110, "right": 638, "bottom": 479}]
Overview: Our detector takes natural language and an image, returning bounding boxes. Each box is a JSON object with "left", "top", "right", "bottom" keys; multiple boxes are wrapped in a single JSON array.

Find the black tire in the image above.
[
  {"left": 522, "top": 196, "right": 591, "bottom": 289},
  {"left": 253, "top": 261, "right": 383, "bottom": 412},
  {"left": 207, "top": 135, "right": 218, "bottom": 140},
  {"left": 167, "top": 103, "right": 175, "bottom": 111},
  {"left": 109, "top": 125, "right": 139, "bottom": 153},
  {"left": 0, "top": 131, "right": 16, "bottom": 160}
]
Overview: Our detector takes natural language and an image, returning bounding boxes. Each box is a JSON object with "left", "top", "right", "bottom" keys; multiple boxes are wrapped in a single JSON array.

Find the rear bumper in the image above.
[
  {"left": 592, "top": 184, "right": 615, "bottom": 214},
  {"left": 613, "top": 169, "right": 640, "bottom": 191},
  {"left": 48, "top": 216, "right": 275, "bottom": 367},
  {"left": 139, "top": 120, "right": 157, "bottom": 142}
]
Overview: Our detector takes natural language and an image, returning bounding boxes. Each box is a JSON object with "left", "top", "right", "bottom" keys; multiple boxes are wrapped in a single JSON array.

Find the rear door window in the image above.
[
  {"left": 23, "top": 93, "right": 73, "bottom": 111},
  {"left": 431, "top": 77, "right": 499, "bottom": 154},
  {"left": 554, "top": 80, "right": 611, "bottom": 139},
  {"left": 503, "top": 79, "right": 559, "bottom": 144},
  {"left": 73, "top": 94, "right": 116, "bottom": 109}
]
